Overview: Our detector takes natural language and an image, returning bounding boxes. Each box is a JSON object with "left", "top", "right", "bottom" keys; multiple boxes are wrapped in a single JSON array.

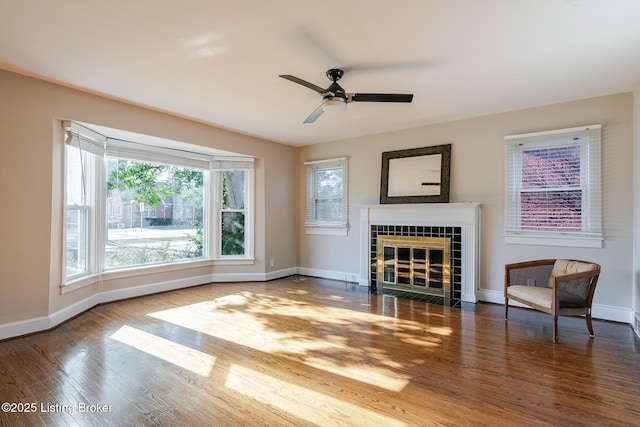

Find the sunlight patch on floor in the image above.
[
  {"left": 147, "top": 292, "right": 453, "bottom": 392},
  {"left": 110, "top": 325, "right": 216, "bottom": 377},
  {"left": 225, "top": 363, "right": 407, "bottom": 427},
  {"left": 301, "top": 355, "right": 409, "bottom": 391}
]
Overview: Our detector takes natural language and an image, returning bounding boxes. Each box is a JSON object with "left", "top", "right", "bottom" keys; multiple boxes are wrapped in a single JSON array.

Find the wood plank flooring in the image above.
[{"left": 0, "top": 276, "right": 638, "bottom": 426}]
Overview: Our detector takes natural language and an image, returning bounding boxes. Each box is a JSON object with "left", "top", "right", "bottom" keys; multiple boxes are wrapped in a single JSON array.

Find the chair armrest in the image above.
[
  {"left": 505, "top": 259, "right": 556, "bottom": 293},
  {"left": 550, "top": 267, "right": 601, "bottom": 308},
  {"left": 550, "top": 268, "right": 601, "bottom": 288}
]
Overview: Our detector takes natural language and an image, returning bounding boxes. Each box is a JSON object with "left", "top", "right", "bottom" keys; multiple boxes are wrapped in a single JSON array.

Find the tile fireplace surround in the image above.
[{"left": 359, "top": 203, "right": 481, "bottom": 304}]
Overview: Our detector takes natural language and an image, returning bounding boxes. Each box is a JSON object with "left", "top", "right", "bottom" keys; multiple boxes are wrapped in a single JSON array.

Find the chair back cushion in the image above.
[{"left": 546, "top": 259, "right": 598, "bottom": 288}]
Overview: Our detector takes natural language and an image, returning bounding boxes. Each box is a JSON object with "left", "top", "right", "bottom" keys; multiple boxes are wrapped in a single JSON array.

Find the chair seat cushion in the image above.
[{"left": 507, "top": 285, "right": 552, "bottom": 309}]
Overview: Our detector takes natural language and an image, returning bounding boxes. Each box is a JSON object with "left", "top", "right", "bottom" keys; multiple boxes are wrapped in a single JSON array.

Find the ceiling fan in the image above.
[{"left": 279, "top": 68, "right": 413, "bottom": 124}]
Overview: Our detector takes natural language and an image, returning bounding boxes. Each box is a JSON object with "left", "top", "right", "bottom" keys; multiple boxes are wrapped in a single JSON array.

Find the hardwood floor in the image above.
[{"left": 0, "top": 276, "right": 638, "bottom": 426}]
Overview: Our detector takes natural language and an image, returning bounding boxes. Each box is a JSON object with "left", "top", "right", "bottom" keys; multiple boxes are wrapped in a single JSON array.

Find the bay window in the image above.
[{"left": 62, "top": 121, "right": 254, "bottom": 285}]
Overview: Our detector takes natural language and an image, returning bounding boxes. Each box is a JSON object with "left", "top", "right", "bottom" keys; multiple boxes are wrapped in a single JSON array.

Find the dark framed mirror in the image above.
[{"left": 380, "top": 144, "right": 451, "bottom": 204}]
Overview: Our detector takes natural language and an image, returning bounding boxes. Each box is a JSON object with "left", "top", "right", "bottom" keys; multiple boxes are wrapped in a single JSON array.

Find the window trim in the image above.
[
  {"left": 304, "top": 157, "right": 349, "bottom": 236},
  {"left": 504, "top": 124, "right": 602, "bottom": 248}
]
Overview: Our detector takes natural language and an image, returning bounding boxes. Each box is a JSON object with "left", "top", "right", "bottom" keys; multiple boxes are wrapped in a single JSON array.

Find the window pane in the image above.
[
  {"left": 65, "top": 145, "right": 85, "bottom": 206},
  {"left": 315, "top": 198, "right": 341, "bottom": 221},
  {"left": 316, "top": 168, "right": 343, "bottom": 198},
  {"left": 222, "top": 171, "right": 245, "bottom": 209},
  {"left": 66, "top": 208, "right": 87, "bottom": 276},
  {"left": 520, "top": 190, "right": 582, "bottom": 230},
  {"left": 105, "top": 158, "right": 204, "bottom": 268},
  {"left": 221, "top": 211, "right": 245, "bottom": 255},
  {"left": 522, "top": 145, "right": 580, "bottom": 189}
]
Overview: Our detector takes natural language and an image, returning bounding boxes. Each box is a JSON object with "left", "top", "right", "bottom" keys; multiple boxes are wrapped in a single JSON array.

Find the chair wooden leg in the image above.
[
  {"left": 586, "top": 313, "right": 595, "bottom": 337},
  {"left": 505, "top": 298, "right": 509, "bottom": 320},
  {"left": 552, "top": 315, "right": 558, "bottom": 343}
]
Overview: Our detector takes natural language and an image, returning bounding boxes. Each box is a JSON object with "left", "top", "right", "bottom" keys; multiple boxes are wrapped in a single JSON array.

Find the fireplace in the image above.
[
  {"left": 377, "top": 235, "right": 452, "bottom": 303},
  {"left": 359, "top": 203, "right": 481, "bottom": 305}
]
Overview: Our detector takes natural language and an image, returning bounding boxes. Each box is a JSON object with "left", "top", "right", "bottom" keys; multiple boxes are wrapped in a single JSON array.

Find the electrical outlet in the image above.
[
  {"left": 527, "top": 279, "right": 535, "bottom": 286},
  {"left": 269, "top": 259, "right": 275, "bottom": 267}
]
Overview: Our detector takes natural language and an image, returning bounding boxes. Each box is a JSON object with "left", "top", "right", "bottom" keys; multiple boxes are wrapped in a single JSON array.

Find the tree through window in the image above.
[{"left": 105, "top": 158, "right": 205, "bottom": 268}]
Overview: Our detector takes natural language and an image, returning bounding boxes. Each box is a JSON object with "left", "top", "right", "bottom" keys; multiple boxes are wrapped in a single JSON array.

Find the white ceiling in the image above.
[{"left": 1, "top": 1, "right": 640, "bottom": 146}]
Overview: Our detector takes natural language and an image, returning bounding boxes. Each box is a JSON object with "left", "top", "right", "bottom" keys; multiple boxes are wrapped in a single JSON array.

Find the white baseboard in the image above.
[
  {"left": 207, "top": 268, "right": 298, "bottom": 283},
  {"left": 265, "top": 267, "right": 299, "bottom": 281},
  {"left": 0, "top": 274, "right": 213, "bottom": 341},
  {"left": 296, "top": 267, "right": 360, "bottom": 284},
  {"left": 0, "top": 267, "right": 309, "bottom": 341},
  {"left": 3, "top": 270, "right": 631, "bottom": 341},
  {"left": 478, "top": 288, "right": 634, "bottom": 324},
  {"left": 0, "top": 316, "right": 51, "bottom": 342}
]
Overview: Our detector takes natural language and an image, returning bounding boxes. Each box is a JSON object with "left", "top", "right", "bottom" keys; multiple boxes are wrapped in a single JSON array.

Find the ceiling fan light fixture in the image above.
[{"left": 322, "top": 96, "right": 347, "bottom": 113}]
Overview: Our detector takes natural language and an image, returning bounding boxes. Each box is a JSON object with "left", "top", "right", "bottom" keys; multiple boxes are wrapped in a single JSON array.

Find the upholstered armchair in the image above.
[{"left": 504, "top": 259, "right": 601, "bottom": 343}]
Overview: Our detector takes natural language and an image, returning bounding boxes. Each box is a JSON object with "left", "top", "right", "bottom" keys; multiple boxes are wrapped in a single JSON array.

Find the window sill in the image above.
[
  {"left": 103, "top": 258, "right": 212, "bottom": 280},
  {"left": 61, "top": 274, "right": 101, "bottom": 294},
  {"left": 60, "top": 258, "right": 212, "bottom": 294},
  {"left": 305, "top": 228, "right": 348, "bottom": 236},
  {"left": 60, "top": 256, "right": 259, "bottom": 294},
  {"left": 505, "top": 234, "right": 603, "bottom": 248}
]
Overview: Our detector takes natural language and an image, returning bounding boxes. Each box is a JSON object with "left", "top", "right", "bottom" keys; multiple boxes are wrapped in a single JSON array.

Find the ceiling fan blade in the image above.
[
  {"left": 350, "top": 93, "right": 414, "bottom": 103},
  {"left": 303, "top": 104, "right": 324, "bottom": 124},
  {"left": 279, "top": 75, "right": 327, "bottom": 94}
]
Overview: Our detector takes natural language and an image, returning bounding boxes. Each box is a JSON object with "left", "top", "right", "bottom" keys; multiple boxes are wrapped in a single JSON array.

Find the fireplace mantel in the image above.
[{"left": 360, "top": 203, "right": 481, "bottom": 303}]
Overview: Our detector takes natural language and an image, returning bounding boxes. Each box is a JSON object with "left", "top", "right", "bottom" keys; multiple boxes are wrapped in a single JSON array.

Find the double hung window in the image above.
[
  {"left": 212, "top": 158, "right": 254, "bottom": 257},
  {"left": 64, "top": 127, "right": 103, "bottom": 279},
  {"left": 304, "top": 157, "right": 348, "bottom": 235},
  {"left": 504, "top": 124, "right": 602, "bottom": 247}
]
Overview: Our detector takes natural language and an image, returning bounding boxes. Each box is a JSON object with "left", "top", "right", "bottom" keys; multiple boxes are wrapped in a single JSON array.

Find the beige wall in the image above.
[
  {"left": 0, "top": 69, "right": 297, "bottom": 326},
  {"left": 298, "top": 93, "right": 635, "bottom": 320},
  {"left": 0, "top": 66, "right": 634, "bottom": 332}
]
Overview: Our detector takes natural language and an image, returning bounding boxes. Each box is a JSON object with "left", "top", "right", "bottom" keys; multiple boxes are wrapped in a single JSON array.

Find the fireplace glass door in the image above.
[{"left": 377, "top": 236, "right": 451, "bottom": 300}]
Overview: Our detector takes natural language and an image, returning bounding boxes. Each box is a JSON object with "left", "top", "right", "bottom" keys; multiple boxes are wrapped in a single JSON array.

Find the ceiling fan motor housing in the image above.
[{"left": 326, "top": 68, "right": 344, "bottom": 82}]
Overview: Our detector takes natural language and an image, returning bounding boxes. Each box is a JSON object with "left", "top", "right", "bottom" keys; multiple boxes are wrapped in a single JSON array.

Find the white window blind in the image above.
[
  {"left": 106, "top": 138, "right": 212, "bottom": 170},
  {"left": 304, "top": 157, "right": 348, "bottom": 232},
  {"left": 504, "top": 124, "right": 602, "bottom": 247},
  {"left": 211, "top": 156, "right": 255, "bottom": 171},
  {"left": 64, "top": 121, "right": 106, "bottom": 156}
]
